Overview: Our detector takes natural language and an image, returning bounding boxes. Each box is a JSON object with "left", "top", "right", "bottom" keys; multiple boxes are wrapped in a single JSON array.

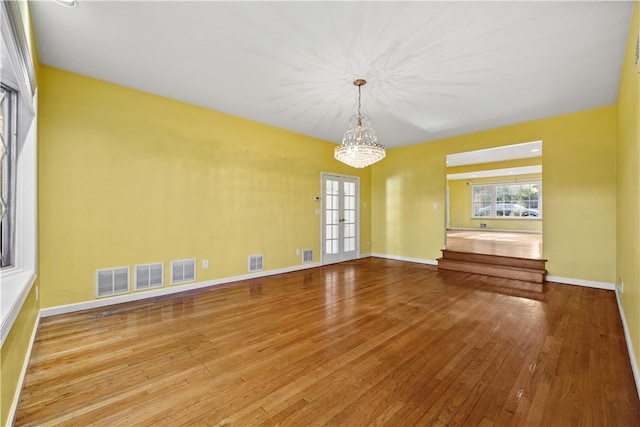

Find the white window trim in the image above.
[{"left": 1, "top": 1, "right": 35, "bottom": 113}]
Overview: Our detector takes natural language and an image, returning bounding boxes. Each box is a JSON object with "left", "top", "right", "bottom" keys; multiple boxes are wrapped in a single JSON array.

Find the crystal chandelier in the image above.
[{"left": 334, "top": 79, "right": 386, "bottom": 168}]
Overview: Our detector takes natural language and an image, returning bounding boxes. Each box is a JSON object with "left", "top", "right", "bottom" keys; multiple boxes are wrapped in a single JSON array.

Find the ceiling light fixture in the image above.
[
  {"left": 54, "top": 0, "right": 78, "bottom": 7},
  {"left": 334, "top": 79, "right": 386, "bottom": 168}
]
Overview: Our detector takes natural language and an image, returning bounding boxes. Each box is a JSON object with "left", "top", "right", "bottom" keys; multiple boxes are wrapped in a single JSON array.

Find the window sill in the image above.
[
  {"left": 471, "top": 217, "right": 542, "bottom": 221},
  {"left": 1, "top": 268, "right": 37, "bottom": 345}
]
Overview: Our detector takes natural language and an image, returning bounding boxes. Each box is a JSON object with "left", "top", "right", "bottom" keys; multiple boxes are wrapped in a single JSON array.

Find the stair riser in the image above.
[
  {"left": 442, "top": 251, "right": 545, "bottom": 270},
  {"left": 438, "top": 260, "right": 545, "bottom": 284}
]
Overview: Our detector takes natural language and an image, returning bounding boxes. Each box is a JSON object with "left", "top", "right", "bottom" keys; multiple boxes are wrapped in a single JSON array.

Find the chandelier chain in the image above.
[{"left": 357, "top": 84, "right": 362, "bottom": 117}]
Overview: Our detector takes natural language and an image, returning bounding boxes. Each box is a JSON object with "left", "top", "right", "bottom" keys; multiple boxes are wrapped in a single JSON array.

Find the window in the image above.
[
  {"left": 0, "top": 84, "right": 17, "bottom": 268},
  {"left": 1, "top": 0, "right": 38, "bottom": 345},
  {"left": 472, "top": 182, "right": 541, "bottom": 219}
]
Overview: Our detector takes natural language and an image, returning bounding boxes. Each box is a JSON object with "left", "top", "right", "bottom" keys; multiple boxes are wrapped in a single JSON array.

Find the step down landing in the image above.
[{"left": 437, "top": 250, "right": 547, "bottom": 284}]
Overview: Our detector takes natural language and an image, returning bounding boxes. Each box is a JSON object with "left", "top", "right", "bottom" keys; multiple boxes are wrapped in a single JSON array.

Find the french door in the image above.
[{"left": 322, "top": 173, "right": 359, "bottom": 265}]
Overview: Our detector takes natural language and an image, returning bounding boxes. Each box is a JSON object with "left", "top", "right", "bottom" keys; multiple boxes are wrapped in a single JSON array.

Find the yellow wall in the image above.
[
  {"left": 372, "top": 106, "right": 616, "bottom": 283},
  {"left": 1, "top": 283, "right": 39, "bottom": 427},
  {"left": 448, "top": 173, "right": 542, "bottom": 231},
  {"left": 38, "top": 66, "right": 371, "bottom": 308},
  {"left": 616, "top": 2, "right": 640, "bottom": 373}
]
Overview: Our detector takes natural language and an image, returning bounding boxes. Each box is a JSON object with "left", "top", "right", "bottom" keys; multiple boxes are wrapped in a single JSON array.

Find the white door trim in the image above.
[{"left": 320, "top": 172, "right": 360, "bottom": 265}]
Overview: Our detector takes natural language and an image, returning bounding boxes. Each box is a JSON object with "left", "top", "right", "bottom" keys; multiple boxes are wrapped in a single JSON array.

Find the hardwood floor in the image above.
[
  {"left": 16, "top": 258, "right": 639, "bottom": 426},
  {"left": 446, "top": 230, "right": 543, "bottom": 259}
]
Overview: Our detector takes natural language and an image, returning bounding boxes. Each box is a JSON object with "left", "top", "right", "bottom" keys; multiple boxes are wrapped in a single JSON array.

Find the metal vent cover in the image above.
[
  {"left": 96, "top": 267, "right": 130, "bottom": 298},
  {"left": 171, "top": 259, "right": 196, "bottom": 285},
  {"left": 135, "top": 262, "right": 164, "bottom": 291},
  {"left": 302, "top": 249, "right": 313, "bottom": 263},
  {"left": 248, "top": 255, "right": 263, "bottom": 272}
]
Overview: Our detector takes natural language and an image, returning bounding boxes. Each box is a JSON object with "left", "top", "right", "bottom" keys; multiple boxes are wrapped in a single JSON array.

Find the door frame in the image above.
[{"left": 320, "top": 172, "right": 361, "bottom": 265}]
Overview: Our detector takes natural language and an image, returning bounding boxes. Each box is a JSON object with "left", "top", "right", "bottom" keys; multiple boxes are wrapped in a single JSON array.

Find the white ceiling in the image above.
[{"left": 29, "top": 1, "right": 633, "bottom": 148}]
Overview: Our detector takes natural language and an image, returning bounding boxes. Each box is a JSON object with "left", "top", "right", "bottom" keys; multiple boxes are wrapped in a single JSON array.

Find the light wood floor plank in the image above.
[{"left": 15, "top": 258, "right": 640, "bottom": 426}]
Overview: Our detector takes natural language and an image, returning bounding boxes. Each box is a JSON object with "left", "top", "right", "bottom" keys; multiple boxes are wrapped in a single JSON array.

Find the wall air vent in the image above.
[
  {"left": 248, "top": 255, "right": 264, "bottom": 272},
  {"left": 135, "top": 262, "right": 164, "bottom": 291},
  {"left": 302, "top": 249, "right": 314, "bottom": 264},
  {"left": 96, "top": 267, "right": 130, "bottom": 298},
  {"left": 171, "top": 259, "right": 196, "bottom": 285}
]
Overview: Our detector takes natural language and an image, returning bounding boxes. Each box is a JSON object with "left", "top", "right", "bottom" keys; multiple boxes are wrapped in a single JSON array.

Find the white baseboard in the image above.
[
  {"left": 371, "top": 253, "right": 438, "bottom": 266},
  {"left": 41, "top": 262, "right": 322, "bottom": 318},
  {"left": 545, "top": 275, "right": 615, "bottom": 290},
  {"left": 447, "top": 228, "right": 542, "bottom": 234},
  {"left": 7, "top": 310, "right": 40, "bottom": 427},
  {"left": 615, "top": 290, "right": 640, "bottom": 399}
]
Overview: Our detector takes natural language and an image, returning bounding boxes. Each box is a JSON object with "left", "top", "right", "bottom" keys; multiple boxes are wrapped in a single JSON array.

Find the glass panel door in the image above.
[{"left": 322, "top": 173, "right": 359, "bottom": 265}]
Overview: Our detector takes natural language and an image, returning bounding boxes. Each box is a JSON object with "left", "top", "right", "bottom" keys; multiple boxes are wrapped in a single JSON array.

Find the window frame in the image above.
[
  {"left": 1, "top": 0, "right": 38, "bottom": 348},
  {"left": 1, "top": 84, "right": 18, "bottom": 269},
  {"left": 471, "top": 181, "right": 542, "bottom": 220}
]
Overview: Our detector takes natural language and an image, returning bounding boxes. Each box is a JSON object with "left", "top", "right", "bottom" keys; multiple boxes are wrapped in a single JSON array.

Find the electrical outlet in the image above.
[
  {"left": 618, "top": 278, "right": 624, "bottom": 295},
  {"left": 296, "top": 248, "right": 300, "bottom": 256},
  {"left": 35, "top": 286, "right": 39, "bottom": 302},
  {"left": 202, "top": 260, "right": 209, "bottom": 269}
]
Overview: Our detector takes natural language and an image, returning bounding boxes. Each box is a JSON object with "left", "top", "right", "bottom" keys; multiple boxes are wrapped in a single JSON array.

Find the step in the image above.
[
  {"left": 437, "top": 258, "right": 546, "bottom": 284},
  {"left": 441, "top": 250, "right": 546, "bottom": 271}
]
